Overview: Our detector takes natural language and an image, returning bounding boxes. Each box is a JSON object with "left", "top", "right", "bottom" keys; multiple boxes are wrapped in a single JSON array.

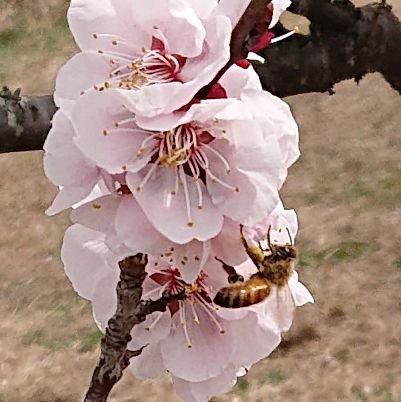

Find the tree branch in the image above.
[
  {"left": 253, "top": 0, "right": 401, "bottom": 96},
  {"left": 84, "top": 255, "right": 183, "bottom": 402},
  {"left": 0, "top": 87, "right": 56, "bottom": 153}
]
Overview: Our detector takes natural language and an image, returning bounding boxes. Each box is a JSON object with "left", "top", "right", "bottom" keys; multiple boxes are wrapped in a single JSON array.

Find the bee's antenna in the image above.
[
  {"left": 267, "top": 224, "right": 272, "bottom": 249},
  {"left": 286, "top": 227, "right": 294, "bottom": 246}
]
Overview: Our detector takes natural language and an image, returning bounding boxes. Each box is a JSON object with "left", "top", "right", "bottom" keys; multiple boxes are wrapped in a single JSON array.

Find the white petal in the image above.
[
  {"left": 61, "top": 225, "right": 113, "bottom": 300},
  {"left": 54, "top": 52, "right": 112, "bottom": 116},
  {"left": 129, "top": 343, "right": 166, "bottom": 380},
  {"left": 72, "top": 90, "right": 149, "bottom": 174},
  {"left": 127, "top": 169, "right": 223, "bottom": 244},
  {"left": 172, "top": 366, "right": 238, "bottom": 402},
  {"left": 160, "top": 306, "right": 235, "bottom": 382},
  {"left": 68, "top": 0, "right": 150, "bottom": 52},
  {"left": 269, "top": 0, "right": 292, "bottom": 29}
]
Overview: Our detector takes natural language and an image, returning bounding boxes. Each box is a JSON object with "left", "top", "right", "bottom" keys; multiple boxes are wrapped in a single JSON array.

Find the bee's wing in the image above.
[{"left": 265, "top": 285, "right": 296, "bottom": 332}]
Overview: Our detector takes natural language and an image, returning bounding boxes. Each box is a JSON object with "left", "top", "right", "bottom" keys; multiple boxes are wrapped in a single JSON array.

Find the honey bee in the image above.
[{"left": 213, "top": 225, "right": 296, "bottom": 309}]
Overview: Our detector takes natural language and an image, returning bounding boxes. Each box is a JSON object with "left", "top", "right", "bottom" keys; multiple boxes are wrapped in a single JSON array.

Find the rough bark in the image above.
[
  {"left": 0, "top": 87, "right": 56, "bottom": 153},
  {"left": 84, "top": 255, "right": 184, "bottom": 402},
  {"left": 254, "top": 0, "right": 401, "bottom": 96}
]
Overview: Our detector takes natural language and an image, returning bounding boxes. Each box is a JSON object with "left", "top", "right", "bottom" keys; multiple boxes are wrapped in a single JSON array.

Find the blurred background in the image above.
[{"left": 0, "top": 1, "right": 400, "bottom": 401}]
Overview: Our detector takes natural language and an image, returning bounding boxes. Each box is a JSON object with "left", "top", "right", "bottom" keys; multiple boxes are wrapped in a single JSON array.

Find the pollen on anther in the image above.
[
  {"left": 136, "top": 186, "right": 141, "bottom": 192},
  {"left": 92, "top": 203, "right": 102, "bottom": 209}
]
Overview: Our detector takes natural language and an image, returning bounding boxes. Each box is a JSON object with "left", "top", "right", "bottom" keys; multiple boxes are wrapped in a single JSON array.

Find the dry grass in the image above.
[{"left": 0, "top": 1, "right": 401, "bottom": 401}]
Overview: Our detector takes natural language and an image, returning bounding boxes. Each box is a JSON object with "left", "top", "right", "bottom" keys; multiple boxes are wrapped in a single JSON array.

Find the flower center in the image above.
[
  {"left": 132, "top": 123, "right": 240, "bottom": 228},
  {"left": 90, "top": 33, "right": 184, "bottom": 91},
  {"left": 145, "top": 268, "right": 225, "bottom": 348}
]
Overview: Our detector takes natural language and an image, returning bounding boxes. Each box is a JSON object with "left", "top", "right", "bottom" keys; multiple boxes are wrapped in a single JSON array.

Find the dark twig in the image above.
[
  {"left": 0, "top": 87, "right": 56, "bottom": 153},
  {"left": 254, "top": 1, "right": 401, "bottom": 96},
  {"left": 84, "top": 255, "right": 184, "bottom": 402}
]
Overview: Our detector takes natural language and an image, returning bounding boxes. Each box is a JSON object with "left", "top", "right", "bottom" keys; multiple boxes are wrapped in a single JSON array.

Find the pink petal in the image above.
[
  {"left": 205, "top": 123, "right": 284, "bottom": 226},
  {"left": 269, "top": 0, "right": 292, "bottom": 28},
  {"left": 217, "top": 0, "right": 252, "bottom": 27},
  {"left": 68, "top": 0, "right": 150, "bottom": 52},
  {"left": 61, "top": 225, "right": 114, "bottom": 300},
  {"left": 127, "top": 169, "right": 223, "bottom": 244},
  {"left": 71, "top": 194, "right": 120, "bottom": 233},
  {"left": 129, "top": 311, "right": 172, "bottom": 350},
  {"left": 129, "top": 343, "right": 166, "bottom": 380},
  {"left": 240, "top": 89, "right": 300, "bottom": 168},
  {"left": 43, "top": 110, "right": 99, "bottom": 188},
  {"left": 54, "top": 52, "right": 112, "bottom": 116},
  {"left": 172, "top": 366, "right": 238, "bottom": 402},
  {"left": 160, "top": 306, "right": 235, "bottom": 382},
  {"left": 219, "top": 64, "right": 263, "bottom": 98},
  {"left": 92, "top": 270, "right": 119, "bottom": 331},
  {"left": 226, "top": 311, "right": 281, "bottom": 367},
  {"left": 72, "top": 90, "right": 150, "bottom": 174},
  {"left": 210, "top": 218, "right": 248, "bottom": 267},
  {"left": 131, "top": 0, "right": 205, "bottom": 58}
]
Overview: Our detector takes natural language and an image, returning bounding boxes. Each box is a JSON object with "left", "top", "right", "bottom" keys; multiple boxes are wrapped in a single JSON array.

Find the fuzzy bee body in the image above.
[
  {"left": 213, "top": 226, "right": 297, "bottom": 309},
  {"left": 213, "top": 273, "right": 271, "bottom": 308}
]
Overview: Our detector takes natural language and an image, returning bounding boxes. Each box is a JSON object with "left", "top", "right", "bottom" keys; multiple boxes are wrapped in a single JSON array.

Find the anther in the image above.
[{"left": 92, "top": 204, "right": 102, "bottom": 209}]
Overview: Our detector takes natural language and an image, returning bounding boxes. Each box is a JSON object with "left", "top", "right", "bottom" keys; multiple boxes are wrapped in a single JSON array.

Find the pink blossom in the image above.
[
  {"left": 55, "top": 0, "right": 232, "bottom": 117},
  {"left": 61, "top": 219, "right": 312, "bottom": 402},
  {"left": 71, "top": 77, "right": 296, "bottom": 244}
]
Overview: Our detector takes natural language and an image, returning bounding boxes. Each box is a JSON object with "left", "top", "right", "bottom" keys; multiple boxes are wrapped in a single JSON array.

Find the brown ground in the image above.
[{"left": 0, "top": 1, "right": 400, "bottom": 401}]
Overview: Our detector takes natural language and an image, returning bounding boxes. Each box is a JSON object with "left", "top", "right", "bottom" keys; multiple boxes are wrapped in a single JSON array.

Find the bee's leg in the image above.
[
  {"left": 215, "top": 257, "right": 244, "bottom": 283},
  {"left": 240, "top": 224, "right": 264, "bottom": 267}
]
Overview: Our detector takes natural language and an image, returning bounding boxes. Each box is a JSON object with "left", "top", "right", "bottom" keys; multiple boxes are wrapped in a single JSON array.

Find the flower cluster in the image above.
[{"left": 44, "top": 0, "right": 311, "bottom": 401}]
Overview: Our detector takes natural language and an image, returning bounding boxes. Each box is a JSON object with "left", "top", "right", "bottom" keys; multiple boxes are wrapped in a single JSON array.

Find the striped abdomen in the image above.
[{"left": 213, "top": 274, "right": 271, "bottom": 308}]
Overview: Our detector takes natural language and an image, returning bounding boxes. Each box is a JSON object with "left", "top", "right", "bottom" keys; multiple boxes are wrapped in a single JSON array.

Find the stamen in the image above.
[
  {"left": 271, "top": 28, "right": 298, "bottom": 44},
  {"left": 179, "top": 302, "right": 192, "bottom": 348},
  {"left": 205, "top": 169, "right": 239, "bottom": 192},
  {"left": 202, "top": 143, "right": 231, "bottom": 174},
  {"left": 195, "top": 294, "right": 225, "bottom": 334},
  {"left": 146, "top": 311, "right": 165, "bottom": 331},
  {"left": 136, "top": 158, "right": 160, "bottom": 192},
  {"left": 179, "top": 166, "right": 194, "bottom": 227},
  {"left": 190, "top": 303, "right": 201, "bottom": 324}
]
